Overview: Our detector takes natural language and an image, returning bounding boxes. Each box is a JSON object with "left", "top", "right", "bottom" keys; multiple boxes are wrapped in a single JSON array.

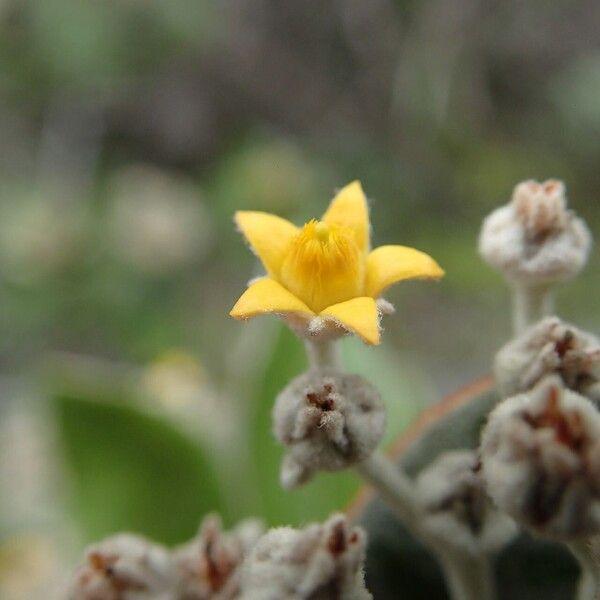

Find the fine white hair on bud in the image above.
[
  {"left": 66, "top": 533, "right": 176, "bottom": 600},
  {"left": 415, "top": 450, "right": 518, "bottom": 556},
  {"left": 285, "top": 314, "right": 363, "bottom": 343},
  {"left": 173, "top": 514, "right": 265, "bottom": 600},
  {"left": 273, "top": 371, "right": 385, "bottom": 488},
  {"left": 480, "top": 376, "right": 600, "bottom": 539},
  {"left": 495, "top": 317, "right": 600, "bottom": 402},
  {"left": 479, "top": 179, "right": 592, "bottom": 286},
  {"left": 375, "top": 298, "right": 395, "bottom": 316},
  {"left": 239, "top": 513, "right": 372, "bottom": 600}
]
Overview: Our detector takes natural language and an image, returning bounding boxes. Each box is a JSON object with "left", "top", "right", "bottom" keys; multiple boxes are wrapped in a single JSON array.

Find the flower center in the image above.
[{"left": 279, "top": 220, "right": 364, "bottom": 313}]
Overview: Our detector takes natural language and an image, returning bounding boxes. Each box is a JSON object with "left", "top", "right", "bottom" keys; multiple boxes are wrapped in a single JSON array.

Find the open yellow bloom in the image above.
[{"left": 230, "top": 181, "right": 444, "bottom": 344}]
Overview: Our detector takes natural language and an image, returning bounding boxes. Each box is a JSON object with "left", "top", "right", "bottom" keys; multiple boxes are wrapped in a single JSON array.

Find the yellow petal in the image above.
[
  {"left": 235, "top": 211, "right": 298, "bottom": 277},
  {"left": 230, "top": 278, "right": 313, "bottom": 320},
  {"left": 365, "top": 245, "right": 444, "bottom": 298},
  {"left": 320, "top": 297, "right": 380, "bottom": 345},
  {"left": 322, "top": 181, "right": 370, "bottom": 253}
]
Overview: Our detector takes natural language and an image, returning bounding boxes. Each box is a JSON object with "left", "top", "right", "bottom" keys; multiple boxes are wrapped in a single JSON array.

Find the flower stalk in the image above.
[
  {"left": 356, "top": 450, "right": 419, "bottom": 525},
  {"left": 511, "top": 283, "right": 554, "bottom": 335},
  {"left": 305, "top": 338, "right": 342, "bottom": 372}
]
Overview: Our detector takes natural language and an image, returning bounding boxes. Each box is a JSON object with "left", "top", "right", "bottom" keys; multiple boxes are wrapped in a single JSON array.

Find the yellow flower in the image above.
[{"left": 230, "top": 181, "right": 444, "bottom": 345}]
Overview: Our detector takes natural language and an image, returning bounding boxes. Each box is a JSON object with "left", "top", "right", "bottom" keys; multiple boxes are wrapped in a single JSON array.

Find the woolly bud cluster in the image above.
[
  {"left": 239, "top": 514, "right": 371, "bottom": 600},
  {"left": 67, "top": 515, "right": 265, "bottom": 600},
  {"left": 480, "top": 377, "right": 600, "bottom": 539},
  {"left": 495, "top": 317, "right": 600, "bottom": 402},
  {"left": 415, "top": 450, "right": 518, "bottom": 555},
  {"left": 273, "top": 371, "right": 385, "bottom": 488},
  {"left": 479, "top": 180, "right": 591, "bottom": 286},
  {"left": 173, "top": 515, "right": 264, "bottom": 600},
  {"left": 67, "top": 534, "right": 176, "bottom": 600}
]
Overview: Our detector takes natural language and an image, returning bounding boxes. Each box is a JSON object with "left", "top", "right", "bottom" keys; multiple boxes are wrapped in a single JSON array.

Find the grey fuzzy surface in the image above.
[{"left": 358, "top": 387, "right": 578, "bottom": 600}]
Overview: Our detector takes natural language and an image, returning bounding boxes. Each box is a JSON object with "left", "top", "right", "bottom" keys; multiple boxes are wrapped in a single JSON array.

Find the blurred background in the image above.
[{"left": 1, "top": 0, "right": 600, "bottom": 597}]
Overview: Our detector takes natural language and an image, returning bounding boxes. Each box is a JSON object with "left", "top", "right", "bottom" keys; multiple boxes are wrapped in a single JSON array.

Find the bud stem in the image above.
[
  {"left": 569, "top": 538, "right": 600, "bottom": 600},
  {"left": 305, "top": 339, "right": 342, "bottom": 372},
  {"left": 512, "top": 283, "right": 554, "bottom": 335},
  {"left": 356, "top": 450, "right": 418, "bottom": 524},
  {"left": 357, "top": 450, "right": 495, "bottom": 600}
]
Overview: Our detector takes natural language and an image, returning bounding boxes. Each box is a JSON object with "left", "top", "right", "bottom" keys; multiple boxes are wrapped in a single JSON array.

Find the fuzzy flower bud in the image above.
[
  {"left": 480, "top": 377, "right": 600, "bottom": 539},
  {"left": 415, "top": 450, "right": 518, "bottom": 555},
  {"left": 67, "top": 534, "right": 176, "bottom": 600},
  {"left": 273, "top": 371, "right": 385, "bottom": 488},
  {"left": 495, "top": 317, "right": 600, "bottom": 402},
  {"left": 239, "top": 514, "right": 372, "bottom": 600},
  {"left": 173, "top": 514, "right": 264, "bottom": 600},
  {"left": 479, "top": 180, "right": 591, "bottom": 286}
]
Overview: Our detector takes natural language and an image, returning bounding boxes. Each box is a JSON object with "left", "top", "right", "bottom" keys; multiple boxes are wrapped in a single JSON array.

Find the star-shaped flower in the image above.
[{"left": 230, "top": 181, "right": 444, "bottom": 344}]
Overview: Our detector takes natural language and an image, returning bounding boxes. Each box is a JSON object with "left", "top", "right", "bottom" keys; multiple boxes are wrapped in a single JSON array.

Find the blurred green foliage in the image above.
[{"left": 55, "top": 393, "right": 223, "bottom": 545}]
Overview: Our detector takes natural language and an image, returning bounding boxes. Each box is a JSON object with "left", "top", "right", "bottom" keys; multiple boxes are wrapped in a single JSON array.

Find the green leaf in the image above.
[{"left": 54, "top": 392, "right": 224, "bottom": 546}]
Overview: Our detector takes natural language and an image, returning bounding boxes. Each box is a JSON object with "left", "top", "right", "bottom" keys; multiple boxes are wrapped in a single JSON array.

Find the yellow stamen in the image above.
[{"left": 279, "top": 220, "right": 364, "bottom": 313}]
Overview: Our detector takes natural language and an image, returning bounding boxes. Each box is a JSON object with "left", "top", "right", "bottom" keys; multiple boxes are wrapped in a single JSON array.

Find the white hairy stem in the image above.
[
  {"left": 570, "top": 538, "right": 600, "bottom": 600},
  {"left": 512, "top": 283, "right": 554, "bottom": 335},
  {"left": 305, "top": 339, "right": 342, "bottom": 372},
  {"left": 357, "top": 450, "right": 495, "bottom": 600},
  {"left": 356, "top": 450, "right": 419, "bottom": 525}
]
